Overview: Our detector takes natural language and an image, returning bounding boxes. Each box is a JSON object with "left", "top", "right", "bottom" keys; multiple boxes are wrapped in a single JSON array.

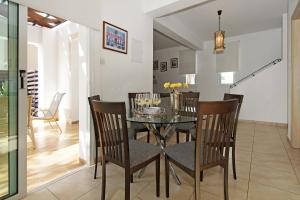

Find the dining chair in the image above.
[
  {"left": 223, "top": 93, "right": 244, "bottom": 180},
  {"left": 27, "top": 96, "right": 36, "bottom": 148},
  {"left": 33, "top": 92, "right": 65, "bottom": 134},
  {"left": 88, "top": 95, "right": 101, "bottom": 179},
  {"left": 89, "top": 95, "right": 136, "bottom": 179},
  {"left": 164, "top": 100, "right": 238, "bottom": 200},
  {"left": 175, "top": 92, "right": 200, "bottom": 143},
  {"left": 128, "top": 92, "right": 150, "bottom": 143},
  {"left": 91, "top": 101, "right": 161, "bottom": 200}
]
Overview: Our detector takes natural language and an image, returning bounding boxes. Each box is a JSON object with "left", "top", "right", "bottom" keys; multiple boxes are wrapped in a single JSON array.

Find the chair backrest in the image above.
[
  {"left": 88, "top": 95, "right": 101, "bottom": 147},
  {"left": 48, "top": 92, "right": 65, "bottom": 117},
  {"left": 91, "top": 101, "right": 129, "bottom": 167},
  {"left": 180, "top": 92, "right": 200, "bottom": 117},
  {"left": 159, "top": 93, "right": 170, "bottom": 98},
  {"left": 195, "top": 100, "right": 238, "bottom": 170},
  {"left": 128, "top": 92, "right": 150, "bottom": 117},
  {"left": 223, "top": 93, "right": 244, "bottom": 140}
]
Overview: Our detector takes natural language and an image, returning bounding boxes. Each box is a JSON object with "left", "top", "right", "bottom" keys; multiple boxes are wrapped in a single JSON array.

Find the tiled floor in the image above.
[{"left": 22, "top": 122, "right": 300, "bottom": 200}]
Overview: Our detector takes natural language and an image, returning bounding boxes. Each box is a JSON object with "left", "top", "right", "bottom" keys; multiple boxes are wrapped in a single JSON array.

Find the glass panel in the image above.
[{"left": 0, "top": 0, "right": 18, "bottom": 199}]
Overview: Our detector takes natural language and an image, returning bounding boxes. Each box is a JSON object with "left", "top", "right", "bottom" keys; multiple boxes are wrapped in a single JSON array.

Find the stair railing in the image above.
[{"left": 230, "top": 58, "right": 282, "bottom": 89}]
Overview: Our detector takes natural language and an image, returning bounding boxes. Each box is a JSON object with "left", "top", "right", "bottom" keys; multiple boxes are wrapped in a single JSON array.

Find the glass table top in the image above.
[{"left": 127, "top": 115, "right": 196, "bottom": 124}]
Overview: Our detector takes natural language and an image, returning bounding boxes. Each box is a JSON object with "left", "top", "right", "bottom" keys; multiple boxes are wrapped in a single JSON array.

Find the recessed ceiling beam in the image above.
[{"left": 144, "top": 0, "right": 214, "bottom": 18}]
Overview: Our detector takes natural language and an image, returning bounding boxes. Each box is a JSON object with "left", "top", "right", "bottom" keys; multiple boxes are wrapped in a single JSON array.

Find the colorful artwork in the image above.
[
  {"left": 160, "top": 62, "right": 167, "bottom": 72},
  {"left": 103, "top": 21, "right": 128, "bottom": 54}
]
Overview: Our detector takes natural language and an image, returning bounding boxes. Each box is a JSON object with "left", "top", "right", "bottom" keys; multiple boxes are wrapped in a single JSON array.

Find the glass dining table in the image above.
[{"left": 127, "top": 113, "right": 196, "bottom": 185}]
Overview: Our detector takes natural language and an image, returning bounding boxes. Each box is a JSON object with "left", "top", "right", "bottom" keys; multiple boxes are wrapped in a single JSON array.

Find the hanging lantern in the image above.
[{"left": 214, "top": 10, "right": 225, "bottom": 54}]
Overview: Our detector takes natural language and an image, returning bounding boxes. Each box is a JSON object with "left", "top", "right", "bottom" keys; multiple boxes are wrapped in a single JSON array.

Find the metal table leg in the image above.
[{"left": 137, "top": 123, "right": 181, "bottom": 185}]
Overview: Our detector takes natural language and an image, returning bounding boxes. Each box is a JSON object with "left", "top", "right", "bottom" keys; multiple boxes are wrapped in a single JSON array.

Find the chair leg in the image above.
[
  {"left": 232, "top": 144, "right": 237, "bottom": 180},
  {"left": 133, "top": 131, "right": 137, "bottom": 140},
  {"left": 194, "top": 176, "right": 201, "bottom": 200},
  {"left": 147, "top": 130, "right": 150, "bottom": 143},
  {"left": 101, "top": 160, "right": 106, "bottom": 200},
  {"left": 165, "top": 156, "right": 170, "bottom": 198},
  {"left": 130, "top": 175, "right": 133, "bottom": 183},
  {"left": 185, "top": 132, "right": 190, "bottom": 142},
  {"left": 125, "top": 168, "right": 131, "bottom": 200},
  {"left": 54, "top": 120, "right": 62, "bottom": 134},
  {"left": 176, "top": 132, "right": 180, "bottom": 144},
  {"left": 200, "top": 171, "right": 203, "bottom": 182},
  {"left": 94, "top": 147, "right": 98, "bottom": 179},
  {"left": 224, "top": 164, "right": 229, "bottom": 200},
  {"left": 28, "top": 124, "right": 36, "bottom": 149},
  {"left": 48, "top": 120, "right": 54, "bottom": 128},
  {"left": 156, "top": 158, "right": 160, "bottom": 197}
]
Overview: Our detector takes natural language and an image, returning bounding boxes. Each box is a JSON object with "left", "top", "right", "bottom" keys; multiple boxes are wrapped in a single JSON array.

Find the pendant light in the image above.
[{"left": 214, "top": 10, "right": 225, "bottom": 54}]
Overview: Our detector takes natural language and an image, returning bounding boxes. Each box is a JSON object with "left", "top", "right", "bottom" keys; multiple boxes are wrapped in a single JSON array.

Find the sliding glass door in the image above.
[{"left": 0, "top": 0, "right": 18, "bottom": 199}]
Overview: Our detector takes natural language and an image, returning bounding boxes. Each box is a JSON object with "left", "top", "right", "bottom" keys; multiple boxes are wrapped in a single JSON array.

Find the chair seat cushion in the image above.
[
  {"left": 176, "top": 122, "right": 195, "bottom": 132},
  {"left": 129, "top": 140, "right": 161, "bottom": 167},
  {"left": 131, "top": 122, "right": 148, "bottom": 132},
  {"left": 165, "top": 142, "right": 197, "bottom": 171}
]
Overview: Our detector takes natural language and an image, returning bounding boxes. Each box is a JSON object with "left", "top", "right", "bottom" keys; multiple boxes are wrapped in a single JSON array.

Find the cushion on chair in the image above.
[
  {"left": 129, "top": 140, "right": 161, "bottom": 167},
  {"left": 131, "top": 122, "right": 148, "bottom": 132},
  {"left": 176, "top": 122, "right": 195, "bottom": 132},
  {"left": 165, "top": 142, "right": 196, "bottom": 171}
]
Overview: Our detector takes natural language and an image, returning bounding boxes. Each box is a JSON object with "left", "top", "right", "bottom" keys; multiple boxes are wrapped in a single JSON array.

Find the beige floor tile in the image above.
[
  {"left": 22, "top": 189, "right": 58, "bottom": 200},
  {"left": 250, "top": 164, "right": 300, "bottom": 195},
  {"left": 252, "top": 152, "right": 294, "bottom": 173},
  {"left": 47, "top": 168, "right": 101, "bottom": 200},
  {"left": 248, "top": 181, "right": 300, "bottom": 200},
  {"left": 200, "top": 172, "right": 248, "bottom": 200},
  {"left": 230, "top": 149, "right": 252, "bottom": 163}
]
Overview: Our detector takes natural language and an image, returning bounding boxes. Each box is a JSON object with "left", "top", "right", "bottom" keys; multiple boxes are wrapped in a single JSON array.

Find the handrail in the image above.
[{"left": 230, "top": 58, "right": 282, "bottom": 89}]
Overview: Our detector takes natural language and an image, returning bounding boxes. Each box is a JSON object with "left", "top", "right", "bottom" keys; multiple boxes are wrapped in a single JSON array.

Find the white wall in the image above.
[
  {"left": 231, "top": 61, "right": 287, "bottom": 123},
  {"left": 197, "top": 28, "right": 282, "bottom": 100},
  {"left": 92, "top": 0, "right": 153, "bottom": 107},
  {"left": 153, "top": 46, "right": 187, "bottom": 92},
  {"left": 196, "top": 28, "right": 287, "bottom": 123}
]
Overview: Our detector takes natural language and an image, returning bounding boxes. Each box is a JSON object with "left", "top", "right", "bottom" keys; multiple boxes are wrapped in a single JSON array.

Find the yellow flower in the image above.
[
  {"left": 169, "top": 83, "right": 176, "bottom": 89},
  {"left": 183, "top": 83, "right": 189, "bottom": 88},
  {"left": 177, "top": 83, "right": 182, "bottom": 88},
  {"left": 164, "top": 82, "right": 170, "bottom": 88}
]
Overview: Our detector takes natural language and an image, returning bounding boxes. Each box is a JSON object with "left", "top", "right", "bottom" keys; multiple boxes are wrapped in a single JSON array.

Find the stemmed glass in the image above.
[{"left": 152, "top": 93, "right": 161, "bottom": 106}]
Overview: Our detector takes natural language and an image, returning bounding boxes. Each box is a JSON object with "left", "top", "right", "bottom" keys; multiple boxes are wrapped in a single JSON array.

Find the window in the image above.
[
  {"left": 220, "top": 72, "right": 234, "bottom": 85},
  {"left": 185, "top": 74, "right": 195, "bottom": 85}
]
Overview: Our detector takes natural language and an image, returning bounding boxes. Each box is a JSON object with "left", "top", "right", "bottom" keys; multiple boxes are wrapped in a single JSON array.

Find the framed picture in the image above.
[
  {"left": 153, "top": 60, "right": 158, "bottom": 70},
  {"left": 103, "top": 21, "right": 128, "bottom": 54},
  {"left": 170, "top": 58, "right": 178, "bottom": 68},
  {"left": 160, "top": 62, "right": 167, "bottom": 72}
]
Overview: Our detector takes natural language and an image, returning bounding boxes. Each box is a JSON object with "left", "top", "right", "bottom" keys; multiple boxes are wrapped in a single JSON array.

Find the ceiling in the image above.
[
  {"left": 154, "top": 30, "right": 182, "bottom": 50},
  {"left": 28, "top": 8, "right": 66, "bottom": 28},
  {"left": 167, "top": 0, "right": 288, "bottom": 41}
]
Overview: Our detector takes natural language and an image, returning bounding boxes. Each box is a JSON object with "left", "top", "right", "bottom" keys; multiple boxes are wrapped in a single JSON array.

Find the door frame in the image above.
[{"left": 6, "top": 4, "right": 27, "bottom": 200}]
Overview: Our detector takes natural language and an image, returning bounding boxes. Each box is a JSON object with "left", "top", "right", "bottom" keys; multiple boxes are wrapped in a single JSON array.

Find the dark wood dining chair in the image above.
[
  {"left": 223, "top": 93, "right": 244, "bottom": 180},
  {"left": 164, "top": 100, "right": 238, "bottom": 200},
  {"left": 91, "top": 101, "right": 161, "bottom": 200},
  {"left": 88, "top": 95, "right": 101, "bottom": 179},
  {"left": 128, "top": 92, "right": 150, "bottom": 143},
  {"left": 175, "top": 92, "right": 200, "bottom": 143}
]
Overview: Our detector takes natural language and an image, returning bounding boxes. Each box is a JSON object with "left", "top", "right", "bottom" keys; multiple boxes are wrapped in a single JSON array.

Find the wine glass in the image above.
[{"left": 152, "top": 93, "right": 161, "bottom": 106}]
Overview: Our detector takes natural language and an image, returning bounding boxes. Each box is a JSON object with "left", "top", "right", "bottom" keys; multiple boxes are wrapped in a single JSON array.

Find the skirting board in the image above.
[{"left": 238, "top": 119, "right": 288, "bottom": 128}]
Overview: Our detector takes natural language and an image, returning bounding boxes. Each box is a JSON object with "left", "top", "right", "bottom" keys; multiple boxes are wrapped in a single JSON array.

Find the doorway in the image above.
[{"left": 26, "top": 8, "right": 90, "bottom": 191}]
